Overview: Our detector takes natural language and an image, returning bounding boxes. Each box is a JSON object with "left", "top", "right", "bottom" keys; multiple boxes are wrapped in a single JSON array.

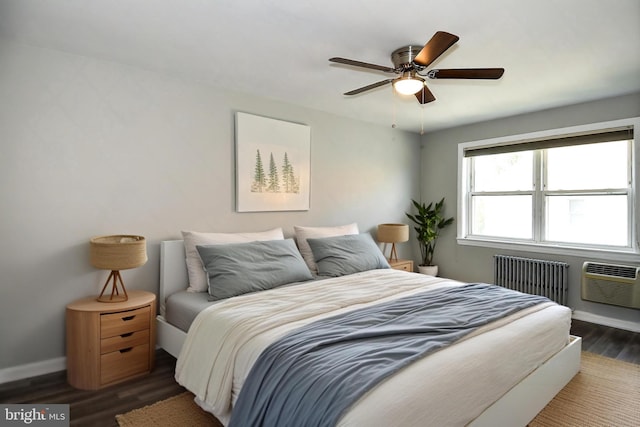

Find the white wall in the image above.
[
  {"left": 420, "top": 92, "right": 640, "bottom": 327},
  {"left": 0, "top": 39, "right": 421, "bottom": 371}
]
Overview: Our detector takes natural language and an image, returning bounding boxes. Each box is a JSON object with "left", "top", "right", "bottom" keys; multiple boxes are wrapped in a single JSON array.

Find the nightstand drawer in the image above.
[
  {"left": 100, "top": 344, "right": 150, "bottom": 385},
  {"left": 101, "top": 329, "right": 149, "bottom": 354},
  {"left": 390, "top": 259, "right": 414, "bottom": 272},
  {"left": 101, "top": 306, "right": 150, "bottom": 338}
]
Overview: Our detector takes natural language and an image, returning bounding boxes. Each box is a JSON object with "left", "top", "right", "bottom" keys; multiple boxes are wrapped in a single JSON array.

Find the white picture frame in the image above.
[{"left": 235, "top": 112, "right": 311, "bottom": 212}]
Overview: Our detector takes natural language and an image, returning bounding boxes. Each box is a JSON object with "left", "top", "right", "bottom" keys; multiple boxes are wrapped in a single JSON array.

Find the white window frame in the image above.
[{"left": 457, "top": 117, "right": 640, "bottom": 263}]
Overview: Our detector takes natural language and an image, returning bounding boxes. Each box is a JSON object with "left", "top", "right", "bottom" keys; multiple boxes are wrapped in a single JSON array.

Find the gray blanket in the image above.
[{"left": 229, "top": 283, "right": 550, "bottom": 427}]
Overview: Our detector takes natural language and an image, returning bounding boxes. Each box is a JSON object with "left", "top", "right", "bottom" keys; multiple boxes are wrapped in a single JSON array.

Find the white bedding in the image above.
[{"left": 175, "top": 269, "right": 571, "bottom": 426}]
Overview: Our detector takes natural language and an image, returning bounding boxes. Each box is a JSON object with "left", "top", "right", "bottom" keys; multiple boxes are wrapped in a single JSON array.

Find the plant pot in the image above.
[{"left": 418, "top": 265, "right": 438, "bottom": 276}]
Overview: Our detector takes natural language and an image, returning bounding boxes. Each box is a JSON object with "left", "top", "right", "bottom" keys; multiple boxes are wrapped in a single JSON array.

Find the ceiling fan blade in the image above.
[
  {"left": 413, "top": 31, "right": 459, "bottom": 67},
  {"left": 414, "top": 85, "right": 436, "bottom": 104},
  {"left": 329, "top": 57, "right": 396, "bottom": 73},
  {"left": 344, "top": 79, "right": 394, "bottom": 95},
  {"left": 428, "top": 68, "right": 505, "bottom": 79}
]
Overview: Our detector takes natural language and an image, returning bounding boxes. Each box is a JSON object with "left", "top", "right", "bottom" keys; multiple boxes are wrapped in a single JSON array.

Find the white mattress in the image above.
[{"left": 175, "top": 269, "right": 571, "bottom": 426}]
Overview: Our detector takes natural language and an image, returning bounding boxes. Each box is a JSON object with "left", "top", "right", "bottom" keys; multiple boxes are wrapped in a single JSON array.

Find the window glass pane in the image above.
[
  {"left": 471, "top": 195, "right": 532, "bottom": 239},
  {"left": 546, "top": 141, "right": 628, "bottom": 190},
  {"left": 546, "top": 195, "right": 628, "bottom": 246},
  {"left": 473, "top": 151, "right": 533, "bottom": 191}
]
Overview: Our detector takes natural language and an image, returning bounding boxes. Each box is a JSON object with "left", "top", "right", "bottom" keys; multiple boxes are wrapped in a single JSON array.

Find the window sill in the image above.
[{"left": 457, "top": 237, "right": 640, "bottom": 263}]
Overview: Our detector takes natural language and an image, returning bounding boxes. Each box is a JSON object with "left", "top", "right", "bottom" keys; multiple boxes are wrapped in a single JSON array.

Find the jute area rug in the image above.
[{"left": 116, "top": 352, "right": 639, "bottom": 427}]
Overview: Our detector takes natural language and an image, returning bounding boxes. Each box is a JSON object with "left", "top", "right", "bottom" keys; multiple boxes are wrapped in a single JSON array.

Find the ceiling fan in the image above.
[{"left": 329, "top": 31, "right": 504, "bottom": 104}]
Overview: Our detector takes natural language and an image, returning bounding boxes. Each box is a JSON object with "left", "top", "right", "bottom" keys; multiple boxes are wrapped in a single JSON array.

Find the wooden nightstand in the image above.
[
  {"left": 389, "top": 259, "right": 414, "bottom": 272},
  {"left": 66, "top": 290, "right": 156, "bottom": 390}
]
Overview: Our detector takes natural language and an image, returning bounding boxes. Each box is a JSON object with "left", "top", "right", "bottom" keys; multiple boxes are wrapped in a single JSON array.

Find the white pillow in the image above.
[
  {"left": 181, "top": 228, "right": 284, "bottom": 292},
  {"left": 294, "top": 223, "right": 359, "bottom": 274}
]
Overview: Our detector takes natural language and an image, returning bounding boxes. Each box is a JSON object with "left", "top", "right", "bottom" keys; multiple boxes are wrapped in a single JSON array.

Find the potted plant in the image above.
[{"left": 405, "top": 198, "right": 454, "bottom": 276}]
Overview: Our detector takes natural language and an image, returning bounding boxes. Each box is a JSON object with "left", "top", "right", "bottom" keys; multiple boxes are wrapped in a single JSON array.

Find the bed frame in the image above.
[{"left": 156, "top": 239, "right": 581, "bottom": 426}]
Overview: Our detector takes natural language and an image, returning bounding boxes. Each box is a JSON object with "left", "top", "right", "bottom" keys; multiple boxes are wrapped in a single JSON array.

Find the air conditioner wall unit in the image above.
[{"left": 581, "top": 262, "right": 640, "bottom": 309}]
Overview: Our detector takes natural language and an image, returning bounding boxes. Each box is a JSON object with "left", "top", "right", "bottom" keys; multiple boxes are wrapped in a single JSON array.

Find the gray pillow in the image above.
[
  {"left": 307, "top": 233, "right": 390, "bottom": 277},
  {"left": 197, "top": 239, "right": 313, "bottom": 301}
]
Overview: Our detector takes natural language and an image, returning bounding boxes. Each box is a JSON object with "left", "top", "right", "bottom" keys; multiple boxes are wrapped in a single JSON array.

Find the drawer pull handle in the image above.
[
  {"left": 122, "top": 315, "right": 136, "bottom": 321},
  {"left": 121, "top": 332, "right": 134, "bottom": 338},
  {"left": 119, "top": 347, "right": 133, "bottom": 353}
]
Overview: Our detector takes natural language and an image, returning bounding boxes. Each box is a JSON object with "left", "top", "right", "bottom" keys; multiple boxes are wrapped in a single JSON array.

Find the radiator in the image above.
[{"left": 493, "top": 255, "right": 569, "bottom": 305}]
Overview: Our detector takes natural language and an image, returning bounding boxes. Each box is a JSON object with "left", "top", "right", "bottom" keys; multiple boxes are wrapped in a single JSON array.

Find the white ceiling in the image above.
[{"left": 1, "top": 0, "right": 639, "bottom": 134}]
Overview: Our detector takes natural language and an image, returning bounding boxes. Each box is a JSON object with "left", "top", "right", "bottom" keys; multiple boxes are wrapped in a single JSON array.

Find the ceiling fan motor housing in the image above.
[{"left": 391, "top": 45, "right": 424, "bottom": 70}]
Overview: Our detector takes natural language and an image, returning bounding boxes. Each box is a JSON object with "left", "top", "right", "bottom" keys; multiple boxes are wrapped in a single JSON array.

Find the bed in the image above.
[{"left": 156, "top": 236, "right": 581, "bottom": 427}]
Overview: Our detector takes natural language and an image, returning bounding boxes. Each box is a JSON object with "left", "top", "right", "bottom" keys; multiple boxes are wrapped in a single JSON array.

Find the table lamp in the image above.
[
  {"left": 90, "top": 235, "right": 147, "bottom": 302},
  {"left": 377, "top": 223, "right": 409, "bottom": 262}
]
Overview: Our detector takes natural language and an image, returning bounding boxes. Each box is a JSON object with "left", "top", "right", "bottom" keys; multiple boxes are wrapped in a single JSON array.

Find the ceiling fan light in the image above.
[{"left": 393, "top": 76, "right": 424, "bottom": 95}]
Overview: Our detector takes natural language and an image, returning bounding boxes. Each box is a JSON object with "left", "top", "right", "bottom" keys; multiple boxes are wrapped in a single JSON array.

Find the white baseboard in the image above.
[
  {"left": 572, "top": 310, "right": 640, "bottom": 333},
  {"left": 0, "top": 357, "right": 66, "bottom": 385}
]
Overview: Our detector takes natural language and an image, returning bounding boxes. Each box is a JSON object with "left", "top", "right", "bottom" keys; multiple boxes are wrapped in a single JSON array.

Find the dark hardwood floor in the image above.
[
  {"left": 0, "top": 350, "right": 186, "bottom": 427},
  {"left": 1, "top": 320, "right": 638, "bottom": 427},
  {"left": 570, "top": 319, "right": 639, "bottom": 364}
]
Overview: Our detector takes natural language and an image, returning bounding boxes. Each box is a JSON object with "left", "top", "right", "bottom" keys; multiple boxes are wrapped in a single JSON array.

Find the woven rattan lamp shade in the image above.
[
  {"left": 377, "top": 224, "right": 409, "bottom": 243},
  {"left": 90, "top": 235, "right": 147, "bottom": 270},
  {"left": 377, "top": 224, "right": 409, "bottom": 262},
  {"left": 90, "top": 235, "right": 147, "bottom": 302}
]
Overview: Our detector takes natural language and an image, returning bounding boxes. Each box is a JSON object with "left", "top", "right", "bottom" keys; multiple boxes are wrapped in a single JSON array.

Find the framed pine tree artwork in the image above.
[{"left": 235, "top": 112, "right": 310, "bottom": 212}]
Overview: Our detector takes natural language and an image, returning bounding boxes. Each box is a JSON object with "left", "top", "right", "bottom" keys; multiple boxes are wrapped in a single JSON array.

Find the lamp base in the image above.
[
  {"left": 97, "top": 270, "right": 129, "bottom": 303},
  {"left": 387, "top": 243, "right": 399, "bottom": 263}
]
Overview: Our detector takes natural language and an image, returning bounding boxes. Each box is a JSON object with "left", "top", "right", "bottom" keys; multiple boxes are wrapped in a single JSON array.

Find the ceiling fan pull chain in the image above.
[
  {"left": 391, "top": 85, "right": 397, "bottom": 129},
  {"left": 421, "top": 105, "right": 425, "bottom": 135}
]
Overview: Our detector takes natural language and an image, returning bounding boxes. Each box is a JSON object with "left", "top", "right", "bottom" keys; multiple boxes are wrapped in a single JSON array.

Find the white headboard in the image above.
[{"left": 159, "top": 239, "right": 188, "bottom": 316}]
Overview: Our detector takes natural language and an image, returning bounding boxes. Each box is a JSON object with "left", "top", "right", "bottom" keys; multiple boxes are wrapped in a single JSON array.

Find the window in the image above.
[{"left": 458, "top": 118, "right": 639, "bottom": 257}]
